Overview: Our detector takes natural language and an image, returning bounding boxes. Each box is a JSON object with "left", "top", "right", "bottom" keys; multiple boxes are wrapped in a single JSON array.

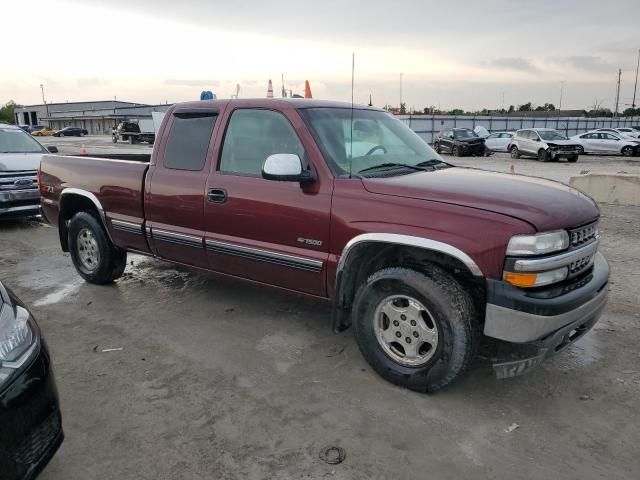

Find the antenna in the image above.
[{"left": 349, "top": 52, "right": 355, "bottom": 179}]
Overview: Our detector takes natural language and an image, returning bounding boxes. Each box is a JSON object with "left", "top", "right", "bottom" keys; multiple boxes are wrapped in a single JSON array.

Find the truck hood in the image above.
[
  {"left": 0, "top": 152, "right": 44, "bottom": 172},
  {"left": 361, "top": 167, "right": 599, "bottom": 231}
]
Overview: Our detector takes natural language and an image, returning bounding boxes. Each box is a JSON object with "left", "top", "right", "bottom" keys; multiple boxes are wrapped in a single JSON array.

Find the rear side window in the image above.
[{"left": 163, "top": 113, "right": 217, "bottom": 171}]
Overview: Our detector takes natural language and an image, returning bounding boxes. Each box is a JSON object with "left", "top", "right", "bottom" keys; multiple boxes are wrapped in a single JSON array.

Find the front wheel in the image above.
[
  {"left": 452, "top": 145, "right": 461, "bottom": 157},
  {"left": 68, "top": 211, "right": 127, "bottom": 284},
  {"left": 576, "top": 146, "right": 584, "bottom": 155},
  {"left": 59, "top": 133, "right": 65, "bottom": 137},
  {"left": 80, "top": 132, "right": 84, "bottom": 137},
  {"left": 538, "top": 149, "right": 550, "bottom": 162},
  {"left": 352, "top": 266, "right": 478, "bottom": 392},
  {"left": 622, "top": 146, "right": 634, "bottom": 157},
  {"left": 510, "top": 145, "right": 520, "bottom": 159}
]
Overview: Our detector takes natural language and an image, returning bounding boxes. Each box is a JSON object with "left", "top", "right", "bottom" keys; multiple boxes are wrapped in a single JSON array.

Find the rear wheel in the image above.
[
  {"left": 510, "top": 145, "right": 520, "bottom": 159},
  {"left": 59, "top": 133, "right": 65, "bottom": 137},
  {"left": 80, "top": 132, "right": 84, "bottom": 137},
  {"left": 352, "top": 266, "right": 478, "bottom": 392},
  {"left": 576, "top": 146, "right": 584, "bottom": 155},
  {"left": 68, "top": 211, "right": 127, "bottom": 284},
  {"left": 452, "top": 145, "right": 461, "bottom": 157},
  {"left": 622, "top": 146, "right": 634, "bottom": 157}
]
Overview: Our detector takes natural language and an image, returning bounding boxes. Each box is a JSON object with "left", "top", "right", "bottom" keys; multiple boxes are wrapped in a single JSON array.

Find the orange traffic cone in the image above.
[
  {"left": 267, "top": 79, "right": 274, "bottom": 99},
  {"left": 304, "top": 80, "right": 312, "bottom": 99},
  {"left": 80, "top": 144, "right": 88, "bottom": 156}
]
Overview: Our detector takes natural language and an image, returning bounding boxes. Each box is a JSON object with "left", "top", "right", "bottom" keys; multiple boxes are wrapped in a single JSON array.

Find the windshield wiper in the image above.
[
  {"left": 416, "top": 159, "right": 450, "bottom": 169},
  {"left": 357, "top": 162, "right": 429, "bottom": 174}
]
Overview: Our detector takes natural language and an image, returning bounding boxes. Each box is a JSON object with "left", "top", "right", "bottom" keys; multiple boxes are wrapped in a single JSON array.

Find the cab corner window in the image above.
[
  {"left": 220, "top": 109, "right": 305, "bottom": 176},
  {"left": 163, "top": 113, "right": 217, "bottom": 171}
]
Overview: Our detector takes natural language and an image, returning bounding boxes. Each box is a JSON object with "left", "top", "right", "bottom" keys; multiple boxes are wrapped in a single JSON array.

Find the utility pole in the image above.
[
  {"left": 558, "top": 80, "right": 564, "bottom": 117},
  {"left": 501, "top": 91, "right": 505, "bottom": 112},
  {"left": 632, "top": 48, "right": 639, "bottom": 108},
  {"left": 614, "top": 69, "right": 622, "bottom": 117},
  {"left": 399, "top": 72, "right": 403, "bottom": 111}
]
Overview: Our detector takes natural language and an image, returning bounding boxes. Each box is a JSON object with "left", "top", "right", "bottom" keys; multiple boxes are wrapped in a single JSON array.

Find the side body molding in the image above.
[
  {"left": 337, "top": 233, "right": 483, "bottom": 277},
  {"left": 332, "top": 233, "right": 483, "bottom": 333}
]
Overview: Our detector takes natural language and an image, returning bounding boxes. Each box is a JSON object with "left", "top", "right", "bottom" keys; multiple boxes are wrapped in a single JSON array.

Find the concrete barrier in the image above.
[{"left": 569, "top": 174, "right": 640, "bottom": 206}]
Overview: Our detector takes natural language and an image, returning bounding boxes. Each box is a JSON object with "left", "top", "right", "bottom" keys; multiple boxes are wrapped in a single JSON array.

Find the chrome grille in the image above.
[
  {"left": 0, "top": 170, "right": 38, "bottom": 191},
  {"left": 569, "top": 222, "right": 598, "bottom": 248}
]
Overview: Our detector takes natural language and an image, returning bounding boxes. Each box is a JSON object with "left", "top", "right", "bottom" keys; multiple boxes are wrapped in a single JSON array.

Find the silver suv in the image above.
[{"left": 509, "top": 128, "right": 581, "bottom": 163}]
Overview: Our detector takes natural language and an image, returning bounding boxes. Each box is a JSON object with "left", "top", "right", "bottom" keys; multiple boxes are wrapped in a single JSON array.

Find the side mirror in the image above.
[
  {"left": 47, "top": 146, "right": 58, "bottom": 153},
  {"left": 262, "top": 154, "right": 314, "bottom": 183}
]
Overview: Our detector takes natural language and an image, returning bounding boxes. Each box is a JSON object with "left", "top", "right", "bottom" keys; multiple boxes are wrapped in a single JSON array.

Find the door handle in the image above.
[{"left": 207, "top": 188, "right": 227, "bottom": 203}]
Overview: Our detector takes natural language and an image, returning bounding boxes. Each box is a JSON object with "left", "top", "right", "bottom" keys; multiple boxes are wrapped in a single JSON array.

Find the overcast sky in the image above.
[{"left": 3, "top": 0, "right": 639, "bottom": 110}]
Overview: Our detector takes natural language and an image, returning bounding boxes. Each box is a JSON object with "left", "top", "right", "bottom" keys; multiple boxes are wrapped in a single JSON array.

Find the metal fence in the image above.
[{"left": 398, "top": 114, "right": 640, "bottom": 143}]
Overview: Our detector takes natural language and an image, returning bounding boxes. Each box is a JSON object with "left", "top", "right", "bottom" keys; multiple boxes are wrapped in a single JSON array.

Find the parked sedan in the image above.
[
  {"left": 433, "top": 128, "right": 485, "bottom": 156},
  {"left": 484, "top": 131, "right": 514, "bottom": 152},
  {"left": 594, "top": 127, "right": 640, "bottom": 139},
  {"left": 0, "top": 280, "right": 63, "bottom": 480},
  {"left": 53, "top": 127, "right": 88, "bottom": 137},
  {"left": 571, "top": 131, "right": 639, "bottom": 156},
  {"left": 31, "top": 128, "right": 55, "bottom": 137}
]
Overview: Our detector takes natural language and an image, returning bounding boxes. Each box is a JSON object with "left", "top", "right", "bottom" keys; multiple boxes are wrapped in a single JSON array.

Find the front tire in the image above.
[
  {"left": 452, "top": 145, "right": 461, "bottom": 157},
  {"left": 538, "top": 149, "right": 550, "bottom": 162},
  {"left": 68, "top": 211, "right": 127, "bottom": 284},
  {"left": 352, "top": 266, "right": 478, "bottom": 392},
  {"left": 622, "top": 146, "right": 634, "bottom": 157},
  {"left": 510, "top": 145, "right": 520, "bottom": 159}
]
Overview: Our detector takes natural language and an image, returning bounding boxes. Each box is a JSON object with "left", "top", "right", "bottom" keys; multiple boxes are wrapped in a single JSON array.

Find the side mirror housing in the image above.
[
  {"left": 262, "top": 154, "right": 314, "bottom": 183},
  {"left": 47, "top": 146, "right": 58, "bottom": 153}
]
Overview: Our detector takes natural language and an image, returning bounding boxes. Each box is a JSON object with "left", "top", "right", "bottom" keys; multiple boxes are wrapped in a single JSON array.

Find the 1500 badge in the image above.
[{"left": 297, "top": 237, "right": 323, "bottom": 247}]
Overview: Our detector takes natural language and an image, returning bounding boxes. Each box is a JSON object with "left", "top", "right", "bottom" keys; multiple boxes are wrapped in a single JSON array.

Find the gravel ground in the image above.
[{"left": 1, "top": 137, "right": 639, "bottom": 479}]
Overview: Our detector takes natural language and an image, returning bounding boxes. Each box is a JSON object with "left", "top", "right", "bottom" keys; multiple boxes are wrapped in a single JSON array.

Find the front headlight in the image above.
[
  {"left": 506, "top": 230, "right": 569, "bottom": 256},
  {"left": 0, "top": 303, "right": 37, "bottom": 385}
]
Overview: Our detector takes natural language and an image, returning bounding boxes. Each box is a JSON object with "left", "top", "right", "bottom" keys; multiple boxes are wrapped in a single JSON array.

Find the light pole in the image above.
[
  {"left": 558, "top": 80, "right": 564, "bottom": 116},
  {"left": 399, "top": 72, "right": 403, "bottom": 112},
  {"left": 40, "top": 84, "right": 49, "bottom": 125},
  {"left": 632, "top": 48, "right": 639, "bottom": 108}
]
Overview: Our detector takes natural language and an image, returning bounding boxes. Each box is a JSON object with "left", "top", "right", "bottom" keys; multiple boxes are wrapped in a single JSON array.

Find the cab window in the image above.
[
  {"left": 219, "top": 109, "right": 305, "bottom": 176},
  {"left": 163, "top": 112, "right": 217, "bottom": 171}
]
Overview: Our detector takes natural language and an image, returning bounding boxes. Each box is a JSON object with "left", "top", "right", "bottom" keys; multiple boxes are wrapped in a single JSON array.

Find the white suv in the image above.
[{"left": 509, "top": 128, "right": 581, "bottom": 163}]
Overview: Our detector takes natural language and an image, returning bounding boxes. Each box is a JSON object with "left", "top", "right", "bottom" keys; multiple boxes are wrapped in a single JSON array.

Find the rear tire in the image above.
[
  {"left": 622, "top": 146, "right": 633, "bottom": 157},
  {"left": 510, "top": 145, "right": 520, "bottom": 159},
  {"left": 352, "top": 266, "right": 478, "bottom": 392},
  {"left": 68, "top": 211, "right": 127, "bottom": 284}
]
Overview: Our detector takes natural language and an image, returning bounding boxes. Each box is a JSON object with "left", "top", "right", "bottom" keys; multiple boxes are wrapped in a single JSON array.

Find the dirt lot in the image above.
[{"left": 2, "top": 139, "right": 639, "bottom": 479}]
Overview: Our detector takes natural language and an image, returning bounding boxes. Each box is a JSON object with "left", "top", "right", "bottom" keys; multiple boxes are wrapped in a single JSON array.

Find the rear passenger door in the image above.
[
  {"left": 146, "top": 107, "right": 219, "bottom": 267},
  {"left": 203, "top": 107, "right": 332, "bottom": 296}
]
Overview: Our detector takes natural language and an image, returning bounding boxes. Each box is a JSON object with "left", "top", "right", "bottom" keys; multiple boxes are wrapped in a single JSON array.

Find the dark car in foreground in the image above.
[
  {"left": 53, "top": 127, "right": 88, "bottom": 137},
  {"left": 0, "top": 281, "right": 63, "bottom": 479},
  {"left": 433, "top": 127, "right": 486, "bottom": 156}
]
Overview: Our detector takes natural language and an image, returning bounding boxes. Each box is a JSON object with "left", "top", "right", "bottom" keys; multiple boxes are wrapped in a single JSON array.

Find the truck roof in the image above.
[{"left": 172, "top": 98, "right": 383, "bottom": 111}]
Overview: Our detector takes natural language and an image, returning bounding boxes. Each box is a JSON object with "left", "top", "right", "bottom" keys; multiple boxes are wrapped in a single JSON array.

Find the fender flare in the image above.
[
  {"left": 332, "top": 233, "right": 483, "bottom": 332},
  {"left": 59, "top": 188, "right": 113, "bottom": 244}
]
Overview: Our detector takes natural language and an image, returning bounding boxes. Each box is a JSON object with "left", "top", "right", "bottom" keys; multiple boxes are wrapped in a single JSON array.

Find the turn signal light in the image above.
[{"left": 503, "top": 272, "right": 538, "bottom": 287}]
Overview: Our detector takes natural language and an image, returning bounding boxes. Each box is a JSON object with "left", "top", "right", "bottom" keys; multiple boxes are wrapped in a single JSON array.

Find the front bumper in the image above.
[
  {"left": 549, "top": 148, "right": 580, "bottom": 158},
  {"left": 0, "top": 340, "right": 63, "bottom": 480},
  {"left": 0, "top": 189, "right": 41, "bottom": 218},
  {"left": 484, "top": 252, "right": 609, "bottom": 378}
]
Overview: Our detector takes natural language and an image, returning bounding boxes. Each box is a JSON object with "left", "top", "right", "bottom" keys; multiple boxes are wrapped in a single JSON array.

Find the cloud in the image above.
[
  {"left": 164, "top": 79, "right": 220, "bottom": 87},
  {"left": 76, "top": 77, "right": 110, "bottom": 88},
  {"left": 547, "top": 55, "right": 612, "bottom": 73},
  {"left": 483, "top": 57, "right": 539, "bottom": 72}
]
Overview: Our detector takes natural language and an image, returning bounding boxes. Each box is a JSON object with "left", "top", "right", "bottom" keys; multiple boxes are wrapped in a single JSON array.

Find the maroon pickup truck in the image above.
[{"left": 39, "top": 99, "right": 609, "bottom": 392}]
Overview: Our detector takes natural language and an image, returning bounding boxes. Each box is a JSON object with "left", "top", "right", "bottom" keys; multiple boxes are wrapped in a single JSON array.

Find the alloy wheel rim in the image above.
[
  {"left": 373, "top": 295, "right": 439, "bottom": 367},
  {"left": 77, "top": 228, "right": 100, "bottom": 272}
]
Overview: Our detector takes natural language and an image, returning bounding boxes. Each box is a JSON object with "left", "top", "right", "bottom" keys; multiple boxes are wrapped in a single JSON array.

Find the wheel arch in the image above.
[
  {"left": 58, "top": 188, "right": 112, "bottom": 251},
  {"left": 332, "top": 234, "right": 485, "bottom": 333}
]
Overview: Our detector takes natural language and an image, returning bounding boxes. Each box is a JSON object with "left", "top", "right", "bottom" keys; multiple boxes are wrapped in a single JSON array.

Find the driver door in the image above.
[{"left": 203, "top": 107, "right": 331, "bottom": 296}]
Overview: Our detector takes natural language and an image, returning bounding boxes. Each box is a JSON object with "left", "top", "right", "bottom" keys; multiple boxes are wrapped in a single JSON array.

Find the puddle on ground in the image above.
[{"left": 33, "top": 279, "right": 84, "bottom": 307}]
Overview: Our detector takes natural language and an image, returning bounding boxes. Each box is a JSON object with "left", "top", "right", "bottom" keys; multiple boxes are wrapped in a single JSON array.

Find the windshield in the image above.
[
  {"left": 0, "top": 127, "right": 47, "bottom": 154},
  {"left": 539, "top": 130, "right": 568, "bottom": 141},
  {"left": 299, "top": 108, "right": 443, "bottom": 175},
  {"left": 453, "top": 129, "right": 477, "bottom": 139}
]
